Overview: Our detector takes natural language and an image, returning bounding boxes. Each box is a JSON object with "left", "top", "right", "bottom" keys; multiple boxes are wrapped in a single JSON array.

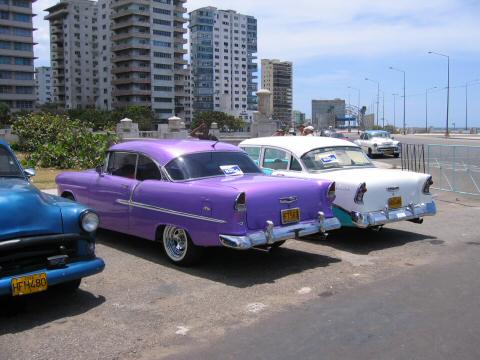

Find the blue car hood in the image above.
[{"left": 0, "top": 178, "right": 63, "bottom": 241}]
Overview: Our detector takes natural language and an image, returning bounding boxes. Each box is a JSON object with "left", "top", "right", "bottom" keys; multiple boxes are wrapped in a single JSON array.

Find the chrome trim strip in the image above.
[{"left": 116, "top": 199, "right": 227, "bottom": 224}]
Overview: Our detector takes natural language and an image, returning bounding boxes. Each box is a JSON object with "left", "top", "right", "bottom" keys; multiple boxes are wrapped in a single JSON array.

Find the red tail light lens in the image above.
[{"left": 354, "top": 182, "right": 367, "bottom": 204}]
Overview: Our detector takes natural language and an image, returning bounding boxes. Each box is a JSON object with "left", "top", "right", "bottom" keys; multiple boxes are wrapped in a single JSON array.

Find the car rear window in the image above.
[{"left": 165, "top": 151, "right": 262, "bottom": 181}]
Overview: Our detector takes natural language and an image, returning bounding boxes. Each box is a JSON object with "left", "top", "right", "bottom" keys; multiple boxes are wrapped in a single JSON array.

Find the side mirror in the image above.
[
  {"left": 95, "top": 165, "right": 104, "bottom": 176},
  {"left": 24, "top": 168, "right": 36, "bottom": 178}
]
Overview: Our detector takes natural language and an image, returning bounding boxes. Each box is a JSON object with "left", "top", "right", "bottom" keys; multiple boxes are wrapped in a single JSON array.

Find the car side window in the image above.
[
  {"left": 263, "top": 148, "right": 289, "bottom": 170},
  {"left": 136, "top": 154, "right": 162, "bottom": 181},
  {"left": 107, "top": 152, "right": 137, "bottom": 179},
  {"left": 241, "top": 146, "right": 260, "bottom": 165},
  {"left": 290, "top": 156, "right": 302, "bottom": 171}
]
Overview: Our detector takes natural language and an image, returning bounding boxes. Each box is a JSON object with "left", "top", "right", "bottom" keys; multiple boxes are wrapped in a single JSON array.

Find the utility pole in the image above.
[
  {"left": 389, "top": 66, "right": 406, "bottom": 134},
  {"left": 392, "top": 93, "right": 398, "bottom": 132},
  {"left": 428, "top": 51, "right": 450, "bottom": 137},
  {"left": 425, "top": 86, "right": 437, "bottom": 133},
  {"left": 382, "top": 91, "right": 385, "bottom": 128},
  {"left": 365, "top": 78, "right": 380, "bottom": 127}
]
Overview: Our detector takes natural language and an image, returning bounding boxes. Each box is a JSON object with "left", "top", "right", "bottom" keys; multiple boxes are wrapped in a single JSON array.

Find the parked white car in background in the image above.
[
  {"left": 354, "top": 130, "right": 400, "bottom": 158},
  {"left": 240, "top": 136, "right": 436, "bottom": 229}
]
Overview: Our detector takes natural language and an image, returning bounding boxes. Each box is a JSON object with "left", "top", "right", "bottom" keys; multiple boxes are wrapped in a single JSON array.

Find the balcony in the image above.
[
  {"left": 112, "top": 43, "right": 151, "bottom": 52},
  {"left": 112, "top": 19, "right": 150, "bottom": 30},
  {"left": 112, "top": 8, "right": 149, "bottom": 20},
  {"left": 112, "top": 78, "right": 151, "bottom": 85},
  {"left": 112, "top": 31, "right": 150, "bottom": 42},
  {"left": 113, "top": 89, "right": 151, "bottom": 97},
  {"left": 113, "top": 99, "right": 151, "bottom": 108},
  {"left": 112, "top": 66, "right": 151, "bottom": 74},
  {"left": 113, "top": 54, "right": 150, "bottom": 63}
]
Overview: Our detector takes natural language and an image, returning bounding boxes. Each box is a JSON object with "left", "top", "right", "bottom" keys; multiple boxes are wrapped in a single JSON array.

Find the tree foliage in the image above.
[
  {"left": 13, "top": 113, "right": 117, "bottom": 169},
  {"left": 191, "top": 111, "right": 245, "bottom": 131}
]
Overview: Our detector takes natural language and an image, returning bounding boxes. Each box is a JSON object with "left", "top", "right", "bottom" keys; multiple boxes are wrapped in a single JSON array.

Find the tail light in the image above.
[
  {"left": 423, "top": 176, "right": 433, "bottom": 194},
  {"left": 354, "top": 182, "right": 367, "bottom": 204},
  {"left": 327, "top": 182, "right": 336, "bottom": 202},
  {"left": 234, "top": 192, "right": 246, "bottom": 211}
]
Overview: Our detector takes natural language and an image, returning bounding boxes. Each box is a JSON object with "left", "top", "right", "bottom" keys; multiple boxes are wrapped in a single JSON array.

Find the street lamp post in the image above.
[
  {"left": 382, "top": 91, "right": 385, "bottom": 127},
  {"left": 392, "top": 93, "right": 398, "bottom": 131},
  {"left": 348, "top": 86, "right": 361, "bottom": 132},
  {"left": 428, "top": 51, "right": 450, "bottom": 137},
  {"left": 365, "top": 78, "right": 380, "bottom": 127},
  {"left": 465, "top": 79, "right": 479, "bottom": 131},
  {"left": 425, "top": 86, "right": 437, "bottom": 133},
  {"left": 389, "top": 66, "right": 406, "bottom": 135}
]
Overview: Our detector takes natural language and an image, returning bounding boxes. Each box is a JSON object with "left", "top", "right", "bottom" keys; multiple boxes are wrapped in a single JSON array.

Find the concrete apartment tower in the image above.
[
  {"left": 189, "top": 7, "right": 258, "bottom": 121},
  {"left": 261, "top": 59, "right": 292, "bottom": 127},
  {"left": 0, "top": 0, "right": 36, "bottom": 111},
  {"left": 110, "top": 0, "right": 188, "bottom": 124},
  {"left": 35, "top": 66, "right": 52, "bottom": 105},
  {"left": 45, "top": 0, "right": 99, "bottom": 109}
]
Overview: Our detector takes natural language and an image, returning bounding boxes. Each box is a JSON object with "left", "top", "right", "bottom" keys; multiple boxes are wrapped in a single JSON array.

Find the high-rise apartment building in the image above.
[
  {"left": 45, "top": 0, "right": 99, "bottom": 109},
  {"left": 261, "top": 59, "right": 292, "bottom": 126},
  {"left": 0, "top": 0, "right": 36, "bottom": 111},
  {"left": 45, "top": 0, "right": 188, "bottom": 123},
  {"left": 35, "top": 66, "right": 52, "bottom": 105},
  {"left": 189, "top": 7, "right": 258, "bottom": 119},
  {"left": 111, "top": 0, "right": 188, "bottom": 124}
]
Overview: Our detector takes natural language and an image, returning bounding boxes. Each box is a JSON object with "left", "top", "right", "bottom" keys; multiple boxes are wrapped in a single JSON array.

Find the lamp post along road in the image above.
[
  {"left": 392, "top": 93, "right": 398, "bottom": 131},
  {"left": 465, "top": 80, "right": 479, "bottom": 131},
  {"left": 425, "top": 86, "right": 437, "bottom": 133},
  {"left": 389, "top": 66, "right": 406, "bottom": 134},
  {"left": 365, "top": 78, "right": 380, "bottom": 127},
  {"left": 428, "top": 51, "right": 450, "bottom": 137}
]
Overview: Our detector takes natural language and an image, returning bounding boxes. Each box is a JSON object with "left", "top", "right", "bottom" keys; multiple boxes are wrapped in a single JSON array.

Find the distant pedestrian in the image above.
[
  {"left": 190, "top": 122, "right": 218, "bottom": 141},
  {"left": 303, "top": 126, "right": 315, "bottom": 136},
  {"left": 273, "top": 129, "right": 285, "bottom": 136}
]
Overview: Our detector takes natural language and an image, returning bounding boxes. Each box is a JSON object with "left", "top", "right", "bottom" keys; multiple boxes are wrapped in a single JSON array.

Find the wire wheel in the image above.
[{"left": 163, "top": 225, "right": 189, "bottom": 262}]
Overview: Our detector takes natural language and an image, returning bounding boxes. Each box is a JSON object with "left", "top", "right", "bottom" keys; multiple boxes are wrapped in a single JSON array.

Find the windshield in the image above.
[
  {"left": 165, "top": 151, "right": 262, "bottom": 181},
  {"left": 301, "top": 146, "right": 372, "bottom": 171},
  {"left": 0, "top": 146, "right": 23, "bottom": 177},
  {"left": 369, "top": 131, "right": 390, "bottom": 138}
]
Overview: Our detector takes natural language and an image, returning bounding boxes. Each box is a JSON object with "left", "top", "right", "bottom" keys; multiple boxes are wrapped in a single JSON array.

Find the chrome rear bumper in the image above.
[
  {"left": 219, "top": 212, "right": 341, "bottom": 250},
  {"left": 351, "top": 201, "right": 436, "bottom": 228}
]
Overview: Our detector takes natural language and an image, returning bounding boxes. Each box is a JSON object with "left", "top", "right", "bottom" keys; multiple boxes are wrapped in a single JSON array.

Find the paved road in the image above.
[
  {"left": 175, "top": 236, "right": 480, "bottom": 360},
  {"left": 1, "top": 192, "right": 479, "bottom": 360}
]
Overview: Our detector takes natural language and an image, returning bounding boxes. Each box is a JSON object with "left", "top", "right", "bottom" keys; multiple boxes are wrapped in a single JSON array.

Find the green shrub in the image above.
[{"left": 13, "top": 113, "right": 117, "bottom": 169}]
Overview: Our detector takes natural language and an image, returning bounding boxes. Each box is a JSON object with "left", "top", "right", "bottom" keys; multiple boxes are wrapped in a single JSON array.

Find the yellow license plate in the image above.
[
  {"left": 281, "top": 208, "right": 300, "bottom": 225},
  {"left": 11, "top": 273, "right": 48, "bottom": 297},
  {"left": 388, "top": 196, "right": 402, "bottom": 209}
]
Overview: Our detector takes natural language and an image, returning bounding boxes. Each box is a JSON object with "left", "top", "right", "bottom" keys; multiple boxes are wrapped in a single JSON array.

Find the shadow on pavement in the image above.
[
  {"left": 0, "top": 288, "right": 105, "bottom": 335},
  {"left": 97, "top": 230, "right": 341, "bottom": 288},
  {"left": 302, "top": 227, "right": 436, "bottom": 255}
]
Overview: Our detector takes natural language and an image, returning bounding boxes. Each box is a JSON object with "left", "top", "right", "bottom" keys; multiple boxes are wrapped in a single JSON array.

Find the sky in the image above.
[{"left": 33, "top": 0, "right": 480, "bottom": 128}]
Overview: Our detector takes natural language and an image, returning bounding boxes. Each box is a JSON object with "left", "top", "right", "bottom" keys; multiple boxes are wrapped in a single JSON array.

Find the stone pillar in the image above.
[
  {"left": 257, "top": 89, "right": 272, "bottom": 117},
  {"left": 116, "top": 117, "right": 139, "bottom": 139},
  {"left": 210, "top": 122, "right": 220, "bottom": 138}
]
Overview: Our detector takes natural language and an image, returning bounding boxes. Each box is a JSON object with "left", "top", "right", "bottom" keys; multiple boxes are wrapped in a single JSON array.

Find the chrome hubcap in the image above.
[{"left": 163, "top": 226, "right": 188, "bottom": 261}]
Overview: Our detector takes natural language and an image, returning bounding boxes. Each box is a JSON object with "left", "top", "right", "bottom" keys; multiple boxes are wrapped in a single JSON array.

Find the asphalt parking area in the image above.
[{"left": 1, "top": 191, "right": 479, "bottom": 360}]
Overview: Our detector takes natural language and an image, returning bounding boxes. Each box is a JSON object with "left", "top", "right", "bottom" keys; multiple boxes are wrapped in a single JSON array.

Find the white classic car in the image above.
[
  {"left": 354, "top": 130, "right": 400, "bottom": 158},
  {"left": 240, "top": 136, "right": 436, "bottom": 229}
]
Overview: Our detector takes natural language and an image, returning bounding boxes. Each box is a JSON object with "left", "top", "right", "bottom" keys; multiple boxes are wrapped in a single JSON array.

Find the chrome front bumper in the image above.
[
  {"left": 219, "top": 212, "right": 341, "bottom": 250},
  {"left": 351, "top": 201, "right": 436, "bottom": 228}
]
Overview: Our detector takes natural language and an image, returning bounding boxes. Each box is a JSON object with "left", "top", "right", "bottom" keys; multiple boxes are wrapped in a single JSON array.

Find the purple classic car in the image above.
[{"left": 56, "top": 140, "right": 340, "bottom": 265}]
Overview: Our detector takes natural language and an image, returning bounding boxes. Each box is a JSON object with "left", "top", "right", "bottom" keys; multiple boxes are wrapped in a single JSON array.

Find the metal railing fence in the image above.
[{"left": 401, "top": 143, "right": 480, "bottom": 196}]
